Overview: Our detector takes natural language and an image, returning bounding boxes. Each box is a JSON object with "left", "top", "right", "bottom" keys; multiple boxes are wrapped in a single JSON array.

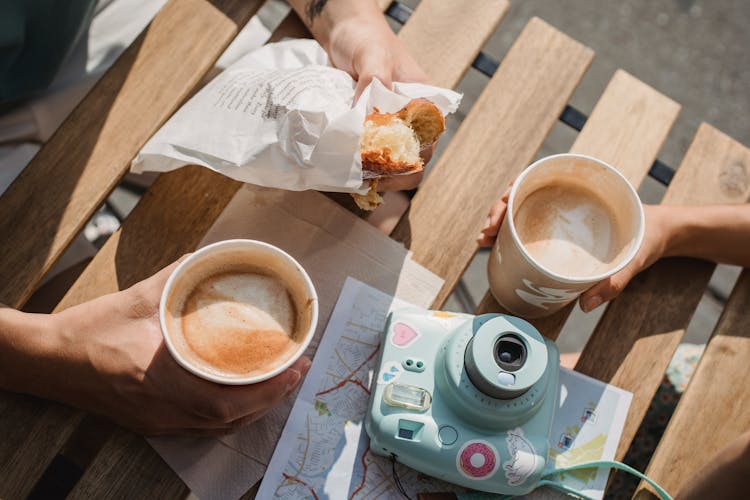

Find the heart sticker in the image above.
[
  {"left": 378, "top": 361, "right": 402, "bottom": 384},
  {"left": 391, "top": 322, "right": 419, "bottom": 348}
]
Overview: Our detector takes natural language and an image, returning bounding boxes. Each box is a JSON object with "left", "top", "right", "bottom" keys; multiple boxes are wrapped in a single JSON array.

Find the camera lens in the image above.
[{"left": 494, "top": 335, "right": 526, "bottom": 372}]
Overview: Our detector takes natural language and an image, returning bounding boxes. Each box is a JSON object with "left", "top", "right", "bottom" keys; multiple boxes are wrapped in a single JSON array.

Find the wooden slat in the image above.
[
  {"left": 391, "top": 17, "right": 593, "bottom": 308},
  {"left": 0, "top": 397, "right": 85, "bottom": 499},
  {"left": 474, "top": 69, "right": 681, "bottom": 340},
  {"left": 55, "top": 3, "right": 509, "bottom": 498},
  {"left": 0, "top": 1, "right": 266, "bottom": 498},
  {"left": 0, "top": 0, "right": 264, "bottom": 309},
  {"left": 67, "top": 430, "right": 185, "bottom": 500},
  {"left": 397, "top": 0, "right": 507, "bottom": 89},
  {"left": 575, "top": 123, "right": 750, "bottom": 465},
  {"left": 638, "top": 269, "right": 750, "bottom": 497}
]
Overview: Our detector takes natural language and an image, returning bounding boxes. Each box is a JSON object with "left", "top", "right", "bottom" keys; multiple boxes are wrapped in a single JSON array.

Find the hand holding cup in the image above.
[{"left": 37, "top": 258, "right": 311, "bottom": 436}]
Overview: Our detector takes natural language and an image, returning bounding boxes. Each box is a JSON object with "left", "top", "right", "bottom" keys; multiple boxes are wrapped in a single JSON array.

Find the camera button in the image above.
[
  {"left": 438, "top": 425, "right": 459, "bottom": 446},
  {"left": 497, "top": 372, "right": 516, "bottom": 386},
  {"left": 403, "top": 358, "right": 426, "bottom": 372}
]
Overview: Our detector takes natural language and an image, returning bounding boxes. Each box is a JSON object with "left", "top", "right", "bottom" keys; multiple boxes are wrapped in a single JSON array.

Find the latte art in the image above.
[
  {"left": 515, "top": 183, "right": 629, "bottom": 278},
  {"left": 170, "top": 272, "right": 300, "bottom": 377}
]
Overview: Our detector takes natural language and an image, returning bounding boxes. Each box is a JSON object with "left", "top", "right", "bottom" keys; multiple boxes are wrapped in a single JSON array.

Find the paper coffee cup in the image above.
[
  {"left": 487, "top": 154, "right": 644, "bottom": 318},
  {"left": 159, "top": 239, "right": 318, "bottom": 385}
]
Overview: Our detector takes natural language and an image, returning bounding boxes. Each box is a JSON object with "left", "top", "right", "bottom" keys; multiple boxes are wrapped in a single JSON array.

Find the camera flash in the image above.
[{"left": 384, "top": 383, "right": 432, "bottom": 412}]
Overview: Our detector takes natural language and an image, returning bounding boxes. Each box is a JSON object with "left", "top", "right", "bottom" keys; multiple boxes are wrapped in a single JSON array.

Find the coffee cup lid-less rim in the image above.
[
  {"left": 505, "top": 153, "right": 646, "bottom": 285},
  {"left": 159, "top": 239, "right": 319, "bottom": 385}
]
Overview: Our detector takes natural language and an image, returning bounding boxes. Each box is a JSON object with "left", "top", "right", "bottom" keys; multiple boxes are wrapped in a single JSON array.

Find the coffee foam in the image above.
[
  {"left": 164, "top": 248, "right": 313, "bottom": 379},
  {"left": 515, "top": 182, "right": 629, "bottom": 277},
  {"left": 510, "top": 155, "right": 639, "bottom": 280}
]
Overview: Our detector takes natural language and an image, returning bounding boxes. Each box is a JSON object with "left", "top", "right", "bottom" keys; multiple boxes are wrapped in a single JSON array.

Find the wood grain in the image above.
[
  {"left": 390, "top": 23, "right": 593, "bottom": 307},
  {"left": 0, "top": 396, "right": 84, "bottom": 499},
  {"left": 575, "top": 123, "right": 750, "bottom": 465},
  {"left": 39, "top": 3, "right": 508, "bottom": 498},
  {"left": 397, "top": 0, "right": 508, "bottom": 89},
  {"left": 0, "top": 0, "right": 265, "bottom": 497},
  {"left": 0, "top": 0, "right": 265, "bottom": 309},
  {"left": 638, "top": 269, "right": 750, "bottom": 497},
  {"left": 474, "top": 69, "right": 681, "bottom": 340},
  {"left": 67, "top": 430, "right": 186, "bottom": 500}
]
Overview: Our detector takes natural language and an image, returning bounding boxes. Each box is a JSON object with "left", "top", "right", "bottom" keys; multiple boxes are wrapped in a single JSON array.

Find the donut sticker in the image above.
[
  {"left": 391, "top": 322, "right": 419, "bottom": 348},
  {"left": 456, "top": 440, "right": 499, "bottom": 479},
  {"left": 503, "top": 427, "right": 538, "bottom": 486},
  {"left": 378, "top": 361, "right": 402, "bottom": 384}
]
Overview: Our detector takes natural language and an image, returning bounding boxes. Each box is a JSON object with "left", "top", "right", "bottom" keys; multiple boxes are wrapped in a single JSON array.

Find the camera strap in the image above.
[{"left": 536, "top": 460, "right": 673, "bottom": 500}]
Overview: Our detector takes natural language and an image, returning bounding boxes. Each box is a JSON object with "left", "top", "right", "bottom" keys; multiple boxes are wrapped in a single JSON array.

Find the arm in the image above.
[
  {"left": 579, "top": 204, "right": 750, "bottom": 311},
  {"left": 287, "top": 0, "right": 429, "bottom": 98},
  {"left": 660, "top": 204, "right": 750, "bottom": 266},
  {"left": 0, "top": 261, "right": 310, "bottom": 435}
]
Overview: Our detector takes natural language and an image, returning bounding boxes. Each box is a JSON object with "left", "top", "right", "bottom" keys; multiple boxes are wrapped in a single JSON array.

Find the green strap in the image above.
[
  {"left": 541, "top": 460, "right": 673, "bottom": 500},
  {"left": 454, "top": 459, "right": 672, "bottom": 500}
]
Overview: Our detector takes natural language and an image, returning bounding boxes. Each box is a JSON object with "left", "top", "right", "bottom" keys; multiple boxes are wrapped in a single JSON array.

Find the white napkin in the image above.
[{"left": 131, "top": 39, "right": 462, "bottom": 193}]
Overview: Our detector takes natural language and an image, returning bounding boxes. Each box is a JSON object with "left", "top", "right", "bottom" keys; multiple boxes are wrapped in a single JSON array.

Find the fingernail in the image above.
[
  {"left": 483, "top": 216, "right": 491, "bottom": 229},
  {"left": 583, "top": 296, "right": 602, "bottom": 313},
  {"left": 300, "top": 357, "right": 312, "bottom": 374},
  {"left": 285, "top": 369, "right": 302, "bottom": 395}
]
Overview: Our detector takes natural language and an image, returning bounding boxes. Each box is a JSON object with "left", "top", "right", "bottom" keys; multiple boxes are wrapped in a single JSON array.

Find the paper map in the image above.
[{"left": 258, "top": 278, "right": 632, "bottom": 499}]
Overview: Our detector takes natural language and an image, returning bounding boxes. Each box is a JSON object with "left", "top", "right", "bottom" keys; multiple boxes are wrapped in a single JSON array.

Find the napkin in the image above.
[{"left": 131, "top": 39, "right": 461, "bottom": 193}]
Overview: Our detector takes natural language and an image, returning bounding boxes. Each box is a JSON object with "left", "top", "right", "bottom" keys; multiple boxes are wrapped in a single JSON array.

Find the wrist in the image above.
[
  {"left": 313, "top": 2, "right": 388, "bottom": 54},
  {"left": 0, "top": 307, "right": 65, "bottom": 395},
  {"left": 659, "top": 205, "right": 697, "bottom": 258}
]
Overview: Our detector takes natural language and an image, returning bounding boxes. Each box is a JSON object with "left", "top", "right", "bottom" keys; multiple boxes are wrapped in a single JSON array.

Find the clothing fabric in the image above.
[{"left": 0, "top": 0, "right": 98, "bottom": 103}]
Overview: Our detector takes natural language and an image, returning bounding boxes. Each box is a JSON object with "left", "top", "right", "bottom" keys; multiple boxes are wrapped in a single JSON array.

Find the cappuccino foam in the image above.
[
  {"left": 169, "top": 271, "right": 300, "bottom": 377},
  {"left": 515, "top": 183, "right": 628, "bottom": 278}
]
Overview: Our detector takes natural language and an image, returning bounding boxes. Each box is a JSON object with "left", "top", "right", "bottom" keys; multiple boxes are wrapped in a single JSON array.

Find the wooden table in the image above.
[{"left": 0, "top": 1, "right": 748, "bottom": 498}]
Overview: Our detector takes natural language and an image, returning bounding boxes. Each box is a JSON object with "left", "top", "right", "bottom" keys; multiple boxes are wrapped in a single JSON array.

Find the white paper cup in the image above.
[
  {"left": 159, "top": 239, "right": 318, "bottom": 385},
  {"left": 487, "top": 154, "right": 644, "bottom": 318}
]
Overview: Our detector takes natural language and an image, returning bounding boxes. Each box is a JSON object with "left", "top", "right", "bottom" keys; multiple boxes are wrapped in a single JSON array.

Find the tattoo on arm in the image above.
[{"left": 305, "top": 0, "right": 329, "bottom": 26}]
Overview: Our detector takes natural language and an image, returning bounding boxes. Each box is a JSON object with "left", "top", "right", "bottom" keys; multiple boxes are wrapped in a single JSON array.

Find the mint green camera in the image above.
[{"left": 365, "top": 309, "right": 559, "bottom": 495}]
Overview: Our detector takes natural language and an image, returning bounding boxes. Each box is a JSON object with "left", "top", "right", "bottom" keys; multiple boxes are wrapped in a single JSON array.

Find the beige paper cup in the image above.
[
  {"left": 159, "top": 239, "right": 318, "bottom": 385},
  {"left": 487, "top": 154, "right": 644, "bottom": 318}
]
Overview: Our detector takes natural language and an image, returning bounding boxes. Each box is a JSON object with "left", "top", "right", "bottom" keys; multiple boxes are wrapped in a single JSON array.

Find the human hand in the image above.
[
  {"left": 324, "top": 9, "right": 430, "bottom": 101},
  {"left": 477, "top": 185, "right": 511, "bottom": 247},
  {"left": 322, "top": 3, "right": 431, "bottom": 192},
  {"left": 36, "top": 259, "right": 310, "bottom": 436},
  {"left": 579, "top": 204, "right": 672, "bottom": 312},
  {"left": 478, "top": 192, "right": 672, "bottom": 313}
]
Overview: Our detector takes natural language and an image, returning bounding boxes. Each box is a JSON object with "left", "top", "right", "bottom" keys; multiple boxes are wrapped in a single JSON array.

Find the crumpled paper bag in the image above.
[{"left": 132, "top": 39, "right": 461, "bottom": 193}]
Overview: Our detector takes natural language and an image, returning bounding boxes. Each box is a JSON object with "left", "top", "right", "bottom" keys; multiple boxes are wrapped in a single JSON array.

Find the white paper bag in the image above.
[{"left": 132, "top": 39, "right": 461, "bottom": 193}]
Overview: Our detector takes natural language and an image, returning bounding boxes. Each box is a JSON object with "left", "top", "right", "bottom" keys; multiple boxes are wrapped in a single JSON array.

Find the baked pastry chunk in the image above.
[{"left": 353, "top": 98, "right": 445, "bottom": 210}]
